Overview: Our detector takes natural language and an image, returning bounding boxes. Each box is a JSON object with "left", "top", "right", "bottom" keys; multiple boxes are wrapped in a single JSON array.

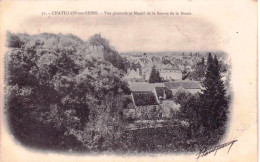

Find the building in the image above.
[
  {"left": 128, "top": 82, "right": 164, "bottom": 92},
  {"left": 153, "top": 87, "right": 173, "bottom": 103},
  {"left": 153, "top": 87, "right": 180, "bottom": 118},
  {"left": 163, "top": 81, "right": 202, "bottom": 98},
  {"left": 159, "top": 68, "right": 182, "bottom": 81},
  {"left": 124, "top": 82, "right": 180, "bottom": 120},
  {"left": 125, "top": 68, "right": 144, "bottom": 82},
  {"left": 131, "top": 91, "right": 160, "bottom": 119},
  {"left": 142, "top": 69, "right": 151, "bottom": 81}
]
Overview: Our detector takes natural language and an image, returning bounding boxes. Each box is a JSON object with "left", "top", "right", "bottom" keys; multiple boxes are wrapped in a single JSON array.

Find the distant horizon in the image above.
[
  {"left": 120, "top": 50, "right": 226, "bottom": 54},
  {"left": 120, "top": 50, "right": 227, "bottom": 57}
]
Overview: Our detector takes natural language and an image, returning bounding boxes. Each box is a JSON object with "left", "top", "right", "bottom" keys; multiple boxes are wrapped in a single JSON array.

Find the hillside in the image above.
[{"left": 5, "top": 32, "right": 130, "bottom": 151}]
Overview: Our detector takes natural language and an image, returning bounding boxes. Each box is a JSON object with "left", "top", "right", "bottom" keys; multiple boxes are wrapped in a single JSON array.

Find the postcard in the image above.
[{"left": 0, "top": 0, "right": 257, "bottom": 161}]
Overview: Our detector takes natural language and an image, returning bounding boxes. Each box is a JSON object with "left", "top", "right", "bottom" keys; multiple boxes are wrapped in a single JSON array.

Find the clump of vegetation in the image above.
[{"left": 5, "top": 32, "right": 130, "bottom": 151}]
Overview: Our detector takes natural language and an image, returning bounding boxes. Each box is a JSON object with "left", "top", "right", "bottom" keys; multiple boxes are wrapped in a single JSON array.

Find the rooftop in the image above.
[
  {"left": 129, "top": 82, "right": 164, "bottom": 92},
  {"left": 132, "top": 91, "right": 158, "bottom": 106},
  {"left": 161, "top": 68, "right": 181, "bottom": 71},
  {"left": 164, "top": 81, "right": 201, "bottom": 89}
]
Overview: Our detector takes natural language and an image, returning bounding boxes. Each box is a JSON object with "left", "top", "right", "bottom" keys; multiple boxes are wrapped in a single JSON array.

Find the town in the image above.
[{"left": 120, "top": 51, "right": 229, "bottom": 127}]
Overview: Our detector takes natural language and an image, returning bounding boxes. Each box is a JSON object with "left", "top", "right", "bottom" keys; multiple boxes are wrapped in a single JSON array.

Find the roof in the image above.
[
  {"left": 161, "top": 68, "right": 181, "bottom": 71},
  {"left": 164, "top": 81, "right": 201, "bottom": 89},
  {"left": 128, "top": 82, "right": 164, "bottom": 92},
  {"left": 133, "top": 78, "right": 145, "bottom": 82},
  {"left": 160, "top": 71, "right": 182, "bottom": 74},
  {"left": 154, "top": 87, "right": 173, "bottom": 99},
  {"left": 125, "top": 69, "right": 142, "bottom": 79},
  {"left": 132, "top": 92, "right": 158, "bottom": 106}
]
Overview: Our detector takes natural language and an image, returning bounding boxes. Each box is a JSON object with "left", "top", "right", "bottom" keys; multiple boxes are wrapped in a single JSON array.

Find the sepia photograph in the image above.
[
  {"left": 0, "top": 0, "right": 257, "bottom": 162},
  {"left": 4, "top": 32, "right": 232, "bottom": 154}
]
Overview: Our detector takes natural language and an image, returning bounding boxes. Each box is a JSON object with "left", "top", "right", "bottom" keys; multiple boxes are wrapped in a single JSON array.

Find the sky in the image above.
[{"left": 6, "top": 15, "right": 220, "bottom": 53}]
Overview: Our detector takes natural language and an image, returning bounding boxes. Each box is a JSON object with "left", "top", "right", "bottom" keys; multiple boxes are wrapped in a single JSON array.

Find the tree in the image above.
[
  {"left": 186, "top": 57, "right": 205, "bottom": 81},
  {"left": 200, "top": 53, "right": 228, "bottom": 132},
  {"left": 155, "top": 69, "right": 162, "bottom": 82},
  {"left": 201, "top": 57, "right": 205, "bottom": 65},
  {"left": 212, "top": 55, "right": 228, "bottom": 128},
  {"left": 148, "top": 66, "right": 162, "bottom": 83},
  {"left": 177, "top": 53, "right": 228, "bottom": 148},
  {"left": 6, "top": 32, "right": 24, "bottom": 48},
  {"left": 176, "top": 93, "right": 202, "bottom": 140}
]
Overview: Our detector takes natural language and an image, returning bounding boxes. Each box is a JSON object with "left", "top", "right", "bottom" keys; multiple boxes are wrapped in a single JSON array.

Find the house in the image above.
[
  {"left": 159, "top": 68, "right": 182, "bottom": 81},
  {"left": 153, "top": 87, "right": 180, "bottom": 118},
  {"left": 125, "top": 68, "right": 144, "bottom": 82},
  {"left": 131, "top": 91, "right": 161, "bottom": 120},
  {"left": 128, "top": 82, "right": 164, "bottom": 92},
  {"left": 124, "top": 83, "right": 180, "bottom": 120},
  {"left": 153, "top": 87, "right": 173, "bottom": 103},
  {"left": 143, "top": 69, "right": 151, "bottom": 81},
  {"left": 163, "top": 81, "right": 202, "bottom": 98}
]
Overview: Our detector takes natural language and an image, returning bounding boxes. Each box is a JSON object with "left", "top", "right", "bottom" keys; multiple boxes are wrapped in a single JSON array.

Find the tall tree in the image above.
[
  {"left": 149, "top": 66, "right": 162, "bottom": 83},
  {"left": 200, "top": 53, "right": 215, "bottom": 130},
  {"left": 200, "top": 53, "right": 228, "bottom": 131},
  {"left": 212, "top": 55, "right": 228, "bottom": 128},
  {"left": 155, "top": 69, "right": 162, "bottom": 82},
  {"left": 177, "top": 53, "right": 229, "bottom": 148}
]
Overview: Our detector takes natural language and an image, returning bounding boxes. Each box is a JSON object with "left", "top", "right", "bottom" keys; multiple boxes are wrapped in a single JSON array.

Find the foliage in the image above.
[
  {"left": 176, "top": 53, "right": 229, "bottom": 149},
  {"left": 66, "top": 94, "right": 126, "bottom": 152},
  {"left": 174, "top": 92, "right": 193, "bottom": 105},
  {"left": 184, "top": 57, "right": 206, "bottom": 81},
  {"left": 200, "top": 54, "right": 228, "bottom": 130},
  {"left": 148, "top": 66, "right": 162, "bottom": 83},
  {"left": 5, "top": 32, "right": 130, "bottom": 151},
  {"left": 184, "top": 56, "right": 228, "bottom": 81},
  {"left": 6, "top": 32, "right": 24, "bottom": 48}
]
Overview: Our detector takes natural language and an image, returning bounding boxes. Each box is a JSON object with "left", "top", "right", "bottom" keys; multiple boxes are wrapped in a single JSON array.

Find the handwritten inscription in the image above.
[{"left": 196, "top": 140, "right": 238, "bottom": 159}]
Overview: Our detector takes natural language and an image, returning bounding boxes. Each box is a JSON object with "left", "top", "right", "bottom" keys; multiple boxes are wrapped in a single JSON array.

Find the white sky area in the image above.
[{"left": 6, "top": 15, "right": 220, "bottom": 53}]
